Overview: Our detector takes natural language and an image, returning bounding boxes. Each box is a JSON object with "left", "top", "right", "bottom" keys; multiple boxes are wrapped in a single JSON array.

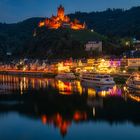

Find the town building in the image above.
[
  {"left": 127, "top": 58, "right": 140, "bottom": 69},
  {"left": 85, "top": 41, "right": 102, "bottom": 52},
  {"left": 133, "top": 39, "right": 140, "bottom": 50}
]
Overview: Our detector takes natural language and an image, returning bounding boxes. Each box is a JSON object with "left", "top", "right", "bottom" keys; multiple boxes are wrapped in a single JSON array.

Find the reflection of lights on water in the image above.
[
  {"left": 0, "top": 75, "right": 122, "bottom": 97},
  {"left": 128, "top": 94, "right": 140, "bottom": 102},
  {"left": 98, "top": 86, "right": 122, "bottom": 97},
  {"left": 88, "top": 88, "right": 96, "bottom": 97},
  {"left": 40, "top": 112, "right": 87, "bottom": 137},
  {"left": 23, "top": 77, "right": 27, "bottom": 89},
  {"left": 109, "top": 86, "right": 122, "bottom": 96},
  {"left": 56, "top": 80, "right": 84, "bottom": 95},
  {"left": 100, "top": 91, "right": 108, "bottom": 97},
  {"left": 39, "top": 79, "right": 42, "bottom": 88},
  {"left": 93, "top": 107, "right": 96, "bottom": 117},
  {"left": 56, "top": 80, "right": 72, "bottom": 95},
  {"left": 19, "top": 77, "right": 28, "bottom": 94},
  {"left": 77, "top": 81, "right": 82, "bottom": 95},
  {"left": 41, "top": 115, "right": 47, "bottom": 125},
  {"left": 20, "top": 80, "right": 23, "bottom": 95},
  {"left": 73, "top": 111, "right": 87, "bottom": 121},
  {"left": 32, "top": 79, "right": 35, "bottom": 89}
]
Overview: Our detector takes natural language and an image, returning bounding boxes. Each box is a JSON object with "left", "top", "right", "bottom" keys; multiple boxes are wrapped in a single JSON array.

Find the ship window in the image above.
[{"left": 92, "top": 79, "right": 100, "bottom": 81}]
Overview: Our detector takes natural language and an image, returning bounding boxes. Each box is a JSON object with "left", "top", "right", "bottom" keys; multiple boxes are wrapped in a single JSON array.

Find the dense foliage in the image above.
[
  {"left": 24, "top": 28, "right": 106, "bottom": 59},
  {"left": 69, "top": 7, "right": 140, "bottom": 38},
  {"left": 0, "top": 7, "right": 140, "bottom": 59}
]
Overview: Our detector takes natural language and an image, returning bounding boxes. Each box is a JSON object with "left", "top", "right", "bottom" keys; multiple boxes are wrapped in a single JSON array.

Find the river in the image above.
[{"left": 0, "top": 74, "right": 140, "bottom": 140}]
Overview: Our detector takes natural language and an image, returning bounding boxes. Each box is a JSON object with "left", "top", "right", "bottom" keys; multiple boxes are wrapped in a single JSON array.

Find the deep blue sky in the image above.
[{"left": 0, "top": 0, "right": 140, "bottom": 23}]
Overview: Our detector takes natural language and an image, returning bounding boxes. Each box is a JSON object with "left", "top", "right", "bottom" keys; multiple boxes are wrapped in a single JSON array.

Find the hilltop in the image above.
[
  {"left": 0, "top": 6, "right": 140, "bottom": 59},
  {"left": 69, "top": 6, "right": 140, "bottom": 37}
]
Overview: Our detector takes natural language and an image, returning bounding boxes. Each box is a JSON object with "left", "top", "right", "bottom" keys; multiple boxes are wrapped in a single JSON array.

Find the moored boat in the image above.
[
  {"left": 81, "top": 80, "right": 114, "bottom": 92},
  {"left": 126, "top": 72, "right": 140, "bottom": 90},
  {"left": 80, "top": 72, "right": 115, "bottom": 85},
  {"left": 55, "top": 72, "right": 76, "bottom": 80}
]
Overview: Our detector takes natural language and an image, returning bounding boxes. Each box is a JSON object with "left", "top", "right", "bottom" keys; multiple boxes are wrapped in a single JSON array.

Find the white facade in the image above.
[
  {"left": 133, "top": 39, "right": 140, "bottom": 50},
  {"left": 127, "top": 58, "right": 140, "bottom": 68},
  {"left": 85, "top": 41, "right": 102, "bottom": 52}
]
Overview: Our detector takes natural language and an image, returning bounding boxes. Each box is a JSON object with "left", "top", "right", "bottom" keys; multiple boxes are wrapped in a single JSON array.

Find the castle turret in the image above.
[
  {"left": 57, "top": 5, "right": 65, "bottom": 20},
  {"left": 38, "top": 5, "right": 86, "bottom": 30}
]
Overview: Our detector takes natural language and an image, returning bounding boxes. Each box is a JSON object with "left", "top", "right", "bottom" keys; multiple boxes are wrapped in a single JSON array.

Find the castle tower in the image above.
[
  {"left": 57, "top": 5, "right": 65, "bottom": 20},
  {"left": 38, "top": 5, "right": 86, "bottom": 30}
]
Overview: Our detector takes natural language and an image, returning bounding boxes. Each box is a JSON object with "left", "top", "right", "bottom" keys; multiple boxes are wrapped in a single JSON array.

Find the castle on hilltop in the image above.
[{"left": 39, "top": 5, "right": 86, "bottom": 30}]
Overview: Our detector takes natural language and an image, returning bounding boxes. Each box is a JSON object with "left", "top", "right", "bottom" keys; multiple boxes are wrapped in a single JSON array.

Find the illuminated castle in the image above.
[{"left": 39, "top": 5, "right": 86, "bottom": 30}]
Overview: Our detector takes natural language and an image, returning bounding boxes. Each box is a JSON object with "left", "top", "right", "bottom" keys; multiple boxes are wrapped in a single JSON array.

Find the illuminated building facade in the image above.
[{"left": 39, "top": 5, "right": 86, "bottom": 30}]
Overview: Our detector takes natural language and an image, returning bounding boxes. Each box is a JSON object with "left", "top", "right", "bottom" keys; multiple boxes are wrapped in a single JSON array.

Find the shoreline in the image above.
[
  {"left": 0, "top": 70, "right": 130, "bottom": 80},
  {"left": 0, "top": 70, "right": 57, "bottom": 78}
]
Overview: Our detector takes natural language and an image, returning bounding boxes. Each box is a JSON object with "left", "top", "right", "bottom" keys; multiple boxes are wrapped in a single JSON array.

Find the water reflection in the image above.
[
  {"left": 0, "top": 75, "right": 122, "bottom": 97},
  {"left": 0, "top": 74, "right": 140, "bottom": 103},
  {"left": 40, "top": 112, "right": 87, "bottom": 137},
  {"left": 124, "top": 87, "right": 140, "bottom": 102},
  {"left": 0, "top": 75, "right": 140, "bottom": 138}
]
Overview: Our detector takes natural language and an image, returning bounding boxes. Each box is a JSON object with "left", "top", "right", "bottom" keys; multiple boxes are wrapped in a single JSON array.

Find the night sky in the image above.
[{"left": 0, "top": 0, "right": 140, "bottom": 23}]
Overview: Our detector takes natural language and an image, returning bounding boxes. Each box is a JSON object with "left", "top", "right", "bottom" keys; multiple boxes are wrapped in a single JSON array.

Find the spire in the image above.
[
  {"left": 57, "top": 5, "right": 65, "bottom": 20},
  {"left": 38, "top": 5, "right": 86, "bottom": 30}
]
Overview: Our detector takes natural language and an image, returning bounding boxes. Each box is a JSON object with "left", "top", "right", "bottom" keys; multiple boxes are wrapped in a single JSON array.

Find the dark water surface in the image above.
[{"left": 0, "top": 75, "right": 140, "bottom": 140}]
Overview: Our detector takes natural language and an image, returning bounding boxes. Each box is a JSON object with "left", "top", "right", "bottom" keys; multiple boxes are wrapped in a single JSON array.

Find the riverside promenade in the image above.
[{"left": 0, "top": 70, "right": 130, "bottom": 78}]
